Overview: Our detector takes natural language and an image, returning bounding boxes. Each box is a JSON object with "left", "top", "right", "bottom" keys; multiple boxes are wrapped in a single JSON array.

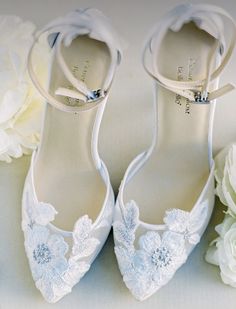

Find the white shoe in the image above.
[
  {"left": 113, "top": 3, "right": 236, "bottom": 301},
  {"left": 22, "top": 8, "right": 122, "bottom": 303}
]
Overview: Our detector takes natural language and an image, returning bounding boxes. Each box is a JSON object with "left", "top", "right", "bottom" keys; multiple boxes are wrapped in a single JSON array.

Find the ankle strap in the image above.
[
  {"left": 143, "top": 4, "right": 236, "bottom": 103},
  {"left": 28, "top": 8, "right": 123, "bottom": 113}
]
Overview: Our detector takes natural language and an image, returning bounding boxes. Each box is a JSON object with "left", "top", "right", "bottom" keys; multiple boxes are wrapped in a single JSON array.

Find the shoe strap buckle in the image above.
[
  {"left": 194, "top": 91, "right": 210, "bottom": 104},
  {"left": 87, "top": 89, "right": 107, "bottom": 102}
]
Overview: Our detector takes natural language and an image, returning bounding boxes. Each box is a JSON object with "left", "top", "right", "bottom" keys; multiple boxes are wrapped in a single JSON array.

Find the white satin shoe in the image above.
[
  {"left": 22, "top": 8, "right": 122, "bottom": 303},
  {"left": 113, "top": 3, "right": 236, "bottom": 301}
]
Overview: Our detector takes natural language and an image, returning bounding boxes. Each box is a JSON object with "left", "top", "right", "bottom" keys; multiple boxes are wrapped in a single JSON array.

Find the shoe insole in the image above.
[
  {"left": 124, "top": 22, "right": 217, "bottom": 225},
  {"left": 34, "top": 36, "right": 110, "bottom": 231}
]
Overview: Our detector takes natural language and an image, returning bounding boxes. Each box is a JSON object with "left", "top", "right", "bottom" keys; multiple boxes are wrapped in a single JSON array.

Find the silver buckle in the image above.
[
  {"left": 194, "top": 91, "right": 210, "bottom": 104},
  {"left": 87, "top": 89, "right": 107, "bottom": 102}
]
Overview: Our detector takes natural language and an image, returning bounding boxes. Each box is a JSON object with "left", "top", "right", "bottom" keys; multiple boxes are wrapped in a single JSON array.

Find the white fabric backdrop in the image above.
[{"left": 1, "top": 0, "right": 236, "bottom": 308}]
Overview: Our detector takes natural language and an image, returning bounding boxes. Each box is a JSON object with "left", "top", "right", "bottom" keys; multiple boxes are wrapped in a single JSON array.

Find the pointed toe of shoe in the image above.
[
  {"left": 22, "top": 222, "right": 91, "bottom": 303},
  {"left": 113, "top": 195, "right": 213, "bottom": 300},
  {"left": 114, "top": 241, "right": 185, "bottom": 301},
  {"left": 22, "top": 171, "right": 114, "bottom": 302}
]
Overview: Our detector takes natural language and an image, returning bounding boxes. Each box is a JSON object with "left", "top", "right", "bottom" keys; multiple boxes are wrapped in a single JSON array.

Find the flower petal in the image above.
[
  {"left": 133, "top": 249, "right": 152, "bottom": 273},
  {"left": 139, "top": 231, "right": 161, "bottom": 254},
  {"left": 35, "top": 202, "right": 58, "bottom": 225},
  {"left": 51, "top": 257, "right": 68, "bottom": 275},
  {"left": 215, "top": 215, "right": 235, "bottom": 238},
  {"left": 162, "top": 231, "right": 185, "bottom": 254},
  {"left": 0, "top": 85, "right": 27, "bottom": 124},
  {"left": 205, "top": 245, "right": 219, "bottom": 266},
  {"left": 48, "top": 234, "right": 68, "bottom": 257},
  {"left": 164, "top": 208, "right": 189, "bottom": 233},
  {"left": 214, "top": 145, "right": 231, "bottom": 184},
  {"left": 25, "top": 225, "right": 50, "bottom": 249},
  {"left": 221, "top": 158, "right": 236, "bottom": 215},
  {"left": 0, "top": 129, "right": 10, "bottom": 155},
  {"left": 226, "top": 146, "right": 236, "bottom": 194}
]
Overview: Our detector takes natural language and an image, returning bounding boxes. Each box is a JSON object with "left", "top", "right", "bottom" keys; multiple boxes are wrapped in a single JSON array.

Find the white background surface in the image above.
[{"left": 1, "top": 0, "right": 236, "bottom": 308}]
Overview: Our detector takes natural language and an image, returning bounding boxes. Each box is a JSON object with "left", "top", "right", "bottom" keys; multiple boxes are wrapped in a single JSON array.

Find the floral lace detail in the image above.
[
  {"left": 22, "top": 203, "right": 57, "bottom": 230},
  {"left": 114, "top": 199, "right": 208, "bottom": 300},
  {"left": 71, "top": 215, "right": 100, "bottom": 260},
  {"left": 114, "top": 200, "right": 139, "bottom": 247},
  {"left": 22, "top": 188, "right": 111, "bottom": 303},
  {"left": 163, "top": 200, "right": 208, "bottom": 244},
  {"left": 25, "top": 224, "right": 71, "bottom": 302}
]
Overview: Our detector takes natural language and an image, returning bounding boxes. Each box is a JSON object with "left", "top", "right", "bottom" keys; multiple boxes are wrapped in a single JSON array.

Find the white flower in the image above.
[
  {"left": 215, "top": 144, "right": 236, "bottom": 216},
  {"left": 23, "top": 201, "right": 102, "bottom": 302},
  {"left": 137, "top": 230, "right": 186, "bottom": 280},
  {"left": 164, "top": 201, "right": 208, "bottom": 244},
  {"left": 206, "top": 215, "right": 236, "bottom": 287},
  {"left": 115, "top": 230, "right": 187, "bottom": 300},
  {"left": 205, "top": 143, "right": 236, "bottom": 288},
  {"left": 22, "top": 180, "right": 104, "bottom": 302},
  {"left": 32, "top": 202, "right": 58, "bottom": 226},
  {"left": 0, "top": 15, "right": 49, "bottom": 162},
  {"left": 217, "top": 225, "right": 236, "bottom": 286},
  {"left": 24, "top": 225, "right": 70, "bottom": 303}
]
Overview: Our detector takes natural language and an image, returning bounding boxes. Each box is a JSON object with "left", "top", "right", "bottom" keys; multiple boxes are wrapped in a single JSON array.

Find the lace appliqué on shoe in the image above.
[
  {"left": 113, "top": 200, "right": 208, "bottom": 300},
  {"left": 163, "top": 201, "right": 208, "bottom": 244},
  {"left": 22, "top": 189, "right": 110, "bottom": 303}
]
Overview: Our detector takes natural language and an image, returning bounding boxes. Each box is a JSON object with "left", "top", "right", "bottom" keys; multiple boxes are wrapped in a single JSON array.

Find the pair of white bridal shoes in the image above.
[{"left": 21, "top": 4, "right": 236, "bottom": 303}]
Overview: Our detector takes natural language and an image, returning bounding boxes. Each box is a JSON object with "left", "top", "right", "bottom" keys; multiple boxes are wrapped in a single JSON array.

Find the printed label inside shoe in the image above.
[
  {"left": 175, "top": 57, "right": 196, "bottom": 115},
  {"left": 66, "top": 60, "right": 90, "bottom": 107}
]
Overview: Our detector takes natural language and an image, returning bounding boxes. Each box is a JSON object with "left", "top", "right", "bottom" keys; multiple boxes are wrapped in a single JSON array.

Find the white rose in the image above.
[
  {"left": 206, "top": 215, "right": 236, "bottom": 287},
  {"left": 0, "top": 15, "right": 49, "bottom": 162},
  {"left": 217, "top": 226, "right": 236, "bottom": 286},
  {"left": 214, "top": 144, "right": 236, "bottom": 217}
]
